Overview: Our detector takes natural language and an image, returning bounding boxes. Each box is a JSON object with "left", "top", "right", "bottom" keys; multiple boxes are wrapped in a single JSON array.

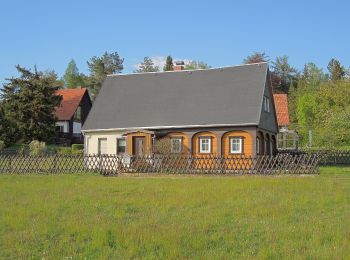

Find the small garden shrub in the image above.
[
  {"left": 57, "top": 146, "right": 83, "bottom": 155},
  {"left": 29, "top": 140, "right": 46, "bottom": 156},
  {"left": 72, "top": 144, "right": 84, "bottom": 151}
]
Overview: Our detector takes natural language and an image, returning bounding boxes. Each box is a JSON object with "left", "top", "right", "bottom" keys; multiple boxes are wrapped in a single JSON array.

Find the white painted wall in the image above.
[
  {"left": 56, "top": 121, "right": 69, "bottom": 133},
  {"left": 84, "top": 130, "right": 126, "bottom": 155},
  {"left": 73, "top": 122, "right": 81, "bottom": 134}
]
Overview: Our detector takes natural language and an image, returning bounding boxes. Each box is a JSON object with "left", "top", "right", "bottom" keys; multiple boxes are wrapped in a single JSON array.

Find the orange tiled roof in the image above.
[
  {"left": 273, "top": 94, "right": 290, "bottom": 127},
  {"left": 55, "top": 88, "right": 87, "bottom": 121}
]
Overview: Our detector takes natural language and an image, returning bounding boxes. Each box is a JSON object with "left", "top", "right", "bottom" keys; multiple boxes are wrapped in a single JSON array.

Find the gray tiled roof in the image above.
[{"left": 82, "top": 63, "right": 269, "bottom": 131}]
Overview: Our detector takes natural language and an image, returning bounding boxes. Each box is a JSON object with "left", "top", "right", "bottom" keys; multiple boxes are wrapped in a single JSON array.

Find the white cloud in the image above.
[{"left": 133, "top": 56, "right": 193, "bottom": 71}]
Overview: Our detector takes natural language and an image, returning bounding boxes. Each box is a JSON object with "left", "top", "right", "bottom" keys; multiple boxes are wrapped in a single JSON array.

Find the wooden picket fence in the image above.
[{"left": 0, "top": 153, "right": 320, "bottom": 175}]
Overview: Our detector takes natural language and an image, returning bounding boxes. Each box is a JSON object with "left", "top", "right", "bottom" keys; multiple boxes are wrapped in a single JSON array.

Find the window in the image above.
[
  {"left": 171, "top": 137, "right": 182, "bottom": 153},
  {"left": 98, "top": 138, "right": 107, "bottom": 155},
  {"left": 199, "top": 137, "right": 211, "bottom": 153},
  {"left": 117, "top": 138, "right": 126, "bottom": 154},
  {"left": 56, "top": 125, "right": 64, "bottom": 133},
  {"left": 75, "top": 106, "right": 82, "bottom": 120},
  {"left": 230, "top": 137, "right": 243, "bottom": 154},
  {"left": 256, "top": 137, "right": 260, "bottom": 154},
  {"left": 263, "top": 96, "right": 270, "bottom": 113}
]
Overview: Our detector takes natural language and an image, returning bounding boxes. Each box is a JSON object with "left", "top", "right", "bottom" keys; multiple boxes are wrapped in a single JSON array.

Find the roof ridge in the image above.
[{"left": 106, "top": 62, "right": 268, "bottom": 78}]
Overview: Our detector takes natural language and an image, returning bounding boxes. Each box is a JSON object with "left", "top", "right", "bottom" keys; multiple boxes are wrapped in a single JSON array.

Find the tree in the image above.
[
  {"left": 300, "top": 62, "right": 328, "bottom": 90},
  {"left": 134, "top": 57, "right": 159, "bottom": 73},
  {"left": 271, "top": 56, "right": 298, "bottom": 93},
  {"left": 63, "top": 59, "right": 87, "bottom": 88},
  {"left": 0, "top": 65, "right": 62, "bottom": 143},
  {"left": 0, "top": 105, "right": 16, "bottom": 145},
  {"left": 163, "top": 56, "right": 174, "bottom": 71},
  {"left": 184, "top": 60, "right": 210, "bottom": 70},
  {"left": 243, "top": 52, "right": 269, "bottom": 64},
  {"left": 327, "top": 58, "right": 347, "bottom": 81},
  {"left": 87, "top": 51, "right": 124, "bottom": 100}
]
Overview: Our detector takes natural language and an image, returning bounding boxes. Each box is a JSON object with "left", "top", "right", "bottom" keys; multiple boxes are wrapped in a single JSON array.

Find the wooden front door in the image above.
[{"left": 133, "top": 137, "right": 145, "bottom": 157}]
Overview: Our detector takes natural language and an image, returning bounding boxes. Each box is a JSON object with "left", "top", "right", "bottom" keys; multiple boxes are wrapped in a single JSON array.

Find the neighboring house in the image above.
[
  {"left": 82, "top": 63, "right": 278, "bottom": 156},
  {"left": 55, "top": 87, "right": 92, "bottom": 145},
  {"left": 273, "top": 94, "right": 298, "bottom": 149},
  {"left": 273, "top": 94, "right": 290, "bottom": 130}
]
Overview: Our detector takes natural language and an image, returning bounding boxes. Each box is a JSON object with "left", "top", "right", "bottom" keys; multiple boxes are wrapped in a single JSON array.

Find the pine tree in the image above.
[
  {"left": 163, "top": 56, "right": 174, "bottom": 71},
  {"left": 243, "top": 52, "right": 269, "bottom": 64},
  {"left": 63, "top": 59, "right": 86, "bottom": 88},
  {"left": 134, "top": 57, "right": 159, "bottom": 73},
  {"left": 0, "top": 105, "right": 16, "bottom": 145},
  {"left": 327, "top": 58, "right": 346, "bottom": 81},
  {"left": 271, "top": 56, "right": 298, "bottom": 93},
  {"left": 87, "top": 51, "right": 124, "bottom": 100},
  {"left": 0, "top": 66, "right": 62, "bottom": 143}
]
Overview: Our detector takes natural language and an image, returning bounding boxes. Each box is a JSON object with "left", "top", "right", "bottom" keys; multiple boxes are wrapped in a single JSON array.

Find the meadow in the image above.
[{"left": 0, "top": 167, "right": 349, "bottom": 259}]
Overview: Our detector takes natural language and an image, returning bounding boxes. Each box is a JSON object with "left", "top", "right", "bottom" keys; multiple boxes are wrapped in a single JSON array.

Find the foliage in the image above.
[
  {"left": 62, "top": 59, "right": 87, "bottom": 88},
  {"left": 56, "top": 146, "right": 83, "bottom": 155},
  {"left": 184, "top": 60, "right": 210, "bottom": 70},
  {"left": 28, "top": 140, "right": 46, "bottom": 156},
  {"left": 243, "top": 51, "right": 269, "bottom": 64},
  {"left": 163, "top": 56, "right": 174, "bottom": 71},
  {"left": 0, "top": 140, "right": 4, "bottom": 151},
  {"left": 327, "top": 58, "right": 347, "bottom": 81},
  {"left": 134, "top": 57, "right": 159, "bottom": 73},
  {"left": 295, "top": 79, "right": 350, "bottom": 147},
  {"left": 300, "top": 62, "right": 328, "bottom": 90},
  {"left": 0, "top": 168, "right": 349, "bottom": 258},
  {"left": 153, "top": 138, "right": 172, "bottom": 154},
  {"left": 0, "top": 66, "right": 62, "bottom": 143},
  {"left": 87, "top": 51, "right": 124, "bottom": 100},
  {"left": 0, "top": 106, "right": 17, "bottom": 146},
  {"left": 271, "top": 56, "right": 298, "bottom": 93},
  {"left": 72, "top": 144, "right": 84, "bottom": 150}
]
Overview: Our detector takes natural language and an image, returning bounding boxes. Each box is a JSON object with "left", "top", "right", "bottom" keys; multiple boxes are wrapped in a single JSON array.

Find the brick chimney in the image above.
[{"left": 174, "top": 61, "right": 185, "bottom": 71}]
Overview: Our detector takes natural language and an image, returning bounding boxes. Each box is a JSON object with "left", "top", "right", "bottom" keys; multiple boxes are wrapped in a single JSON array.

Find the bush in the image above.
[
  {"left": 0, "top": 140, "right": 5, "bottom": 151},
  {"left": 153, "top": 138, "right": 172, "bottom": 155},
  {"left": 72, "top": 144, "right": 84, "bottom": 151},
  {"left": 57, "top": 146, "right": 83, "bottom": 155},
  {"left": 28, "top": 140, "right": 46, "bottom": 156}
]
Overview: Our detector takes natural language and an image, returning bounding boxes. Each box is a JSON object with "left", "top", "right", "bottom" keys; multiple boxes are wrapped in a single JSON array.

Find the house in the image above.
[
  {"left": 273, "top": 93, "right": 298, "bottom": 149},
  {"left": 273, "top": 94, "right": 290, "bottom": 129},
  {"left": 55, "top": 87, "right": 92, "bottom": 145},
  {"left": 82, "top": 63, "right": 278, "bottom": 157}
]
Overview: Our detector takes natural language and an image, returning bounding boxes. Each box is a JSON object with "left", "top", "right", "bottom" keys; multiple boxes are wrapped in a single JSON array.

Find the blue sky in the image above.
[{"left": 0, "top": 0, "right": 349, "bottom": 84}]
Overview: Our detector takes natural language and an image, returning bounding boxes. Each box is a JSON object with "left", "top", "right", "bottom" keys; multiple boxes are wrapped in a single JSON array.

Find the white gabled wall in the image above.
[{"left": 84, "top": 131, "right": 125, "bottom": 155}]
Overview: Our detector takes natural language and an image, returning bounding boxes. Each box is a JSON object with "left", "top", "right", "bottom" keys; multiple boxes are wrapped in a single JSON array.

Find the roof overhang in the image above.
[{"left": 81, "top": 123, "right": 258, "bottom": 133}]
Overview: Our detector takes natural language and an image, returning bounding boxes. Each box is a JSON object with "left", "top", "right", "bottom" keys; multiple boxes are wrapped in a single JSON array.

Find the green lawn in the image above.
[{"left": 0, "top": 168, "right": 349, "bottom": 259}]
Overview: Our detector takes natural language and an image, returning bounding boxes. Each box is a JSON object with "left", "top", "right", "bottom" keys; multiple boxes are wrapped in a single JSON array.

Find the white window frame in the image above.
[
  {"left": 199, "top": 137, "right": 211, "bottom": 154},
  {"left": 264, "top": 96, "right": 270, "bottom": 113},
  {"left": 230, "top": 137, "right": 243, "bottom": 154},
  {"left": 98, "top": 138, "right": 108, "bottom": 155},
  {"left": 116, "top": 137, "right": 126, "bottom": 155},
  {"left": 171, "top": 137, "right": 182, "bottom": 153},
  {"left": 256, "top": 137, "right": 260, "bottom": 154}
]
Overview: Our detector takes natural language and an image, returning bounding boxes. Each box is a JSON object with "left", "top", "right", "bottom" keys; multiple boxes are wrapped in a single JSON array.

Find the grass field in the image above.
[{"left": 0, "top": 167, "right": 349, "bottom": 259}]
